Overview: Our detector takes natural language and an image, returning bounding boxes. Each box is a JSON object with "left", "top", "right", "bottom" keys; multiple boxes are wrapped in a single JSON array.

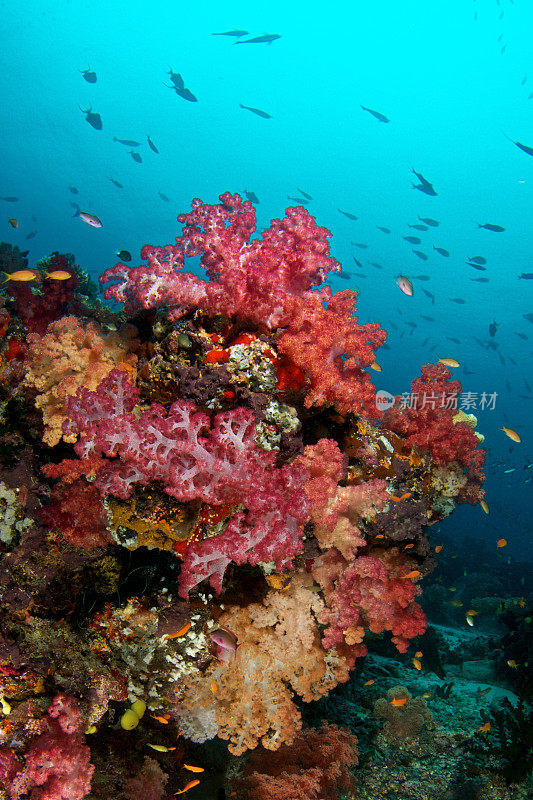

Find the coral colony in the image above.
[{"left": 0, "top": 194, "right": 485, "bottom": 798}]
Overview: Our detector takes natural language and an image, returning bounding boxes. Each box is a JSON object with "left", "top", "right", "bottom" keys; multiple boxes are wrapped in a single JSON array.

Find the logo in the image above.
[{"left": 375, "top": 390, "right": 395, "bottom": 411}]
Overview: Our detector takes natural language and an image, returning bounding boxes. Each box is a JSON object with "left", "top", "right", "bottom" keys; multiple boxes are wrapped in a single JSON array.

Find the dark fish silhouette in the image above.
[
  {"left": 79, "top": 106, "right": 102, "bottom": 129},
  {"left": 80, "top": 67, "right": 97, "bottom": 83},
  {"left": 489, "top": 320, "right": 498, "bottom": 337},
  {"left": 166, "top": 70, "right": 198, "bottom": 102},
  {"left": 412, "top": 274, "right": 430, "bottom": 280},
  {"left": 447, "top": 336, "right": 461, "bottom": 344},
  {"left": 287, "top": 196, "right": 310, "bottom": 205},
  {"left": 519, "top": 273, "right": 533, "bottom": 279},
  {"left": 113, "top": 137, "right": 141, "bottom": 147},
  {"left": 433, "top": 246, "right": 450, "bottom": 257},
  {"left": 467, "top": 263, "right": 487, "bottom": 271},
  {"left": 297, "top": 188, "right": 312, "bottom": 200},
  {"left": 352, "top": 256, "right": 363, "bottom": 268},
  {"left": 25, "top": 230, "right": 37, "bottom": 239},
  {"left": 516, "top": 332, "right": 528, "bottom": 340},
  {"left": 468, "top": 255, "right": 487, "bottom": 264},
  {"left": 471, "top": 277, "right": 489, "bottom": 282},
  {"left": 109, "top": 178, "right": 124, "bottom": 188},
  {"left": 244, "top": 189, "right": 259, "bottom": 203},
  {"left": 377, "top": 226, "right": 391, "bottom": 233},
  {"left": 235, "top": 33, "right": 281, "bottom": 45},
  {"left": 522, "top": 75, "right": 527, "bottom": 86},
  {"left": 0, "top": 196, "right": 18, "bottom": 201},
  {"left": 116, "top": 250, "right": 132, "bottom": 262},
  {"left": 408, "top": 223, "right": 428, "bottom": 231},
  {"left": 411, "top": 168, "right": 437, "bottom": 196},
  {"left": 360, "top": 105, "right": 389, "bottom": 123},
  {"left": 158, "top": 191, "right": 170, "bottom": 201},
  {"left": 523, "top": 313, "right": 533, "bottom": 324},
  {"left": 450, "top": 297, "right": 466, "bottom": 304},
  {"left": 68, "top": 186, "right": 79, "bottom": 194},
  {"left": 240, "top": 103, "right": 271, "bottom": 118},
  {"left": 129, "top": 151, "right": 142, "bottom": 163},
  {"left": 413, "top": 250, "right": 428, "bottom": 260},
  {"left": 422, "top": 288, "right": 435, "bottom": 303},
  {"left": 421, "top": 315, "right": 434, "bottom": 321},
  {"left": 478, "top": 222, "right": 505, "bottom": 232},
  {"left": 338, "top": 209, "right": 358, "bottom": 220},
  {"left": 403, "top": 236, "right": 421, "bottom": 244},
  {"left": 419, "top": 216, "right": 439, "bottom": 226},
  {"left": 338, "top": 271, "right": 353, "bottom": 281},
  {"left": 505, "top": 135, "right": 533, "bottom": 156},
  {"left": 147, "top": 135, "right": 159, "bottom": 153},
  {"left": 212, "top": 30, "right": 248, "bottom": 37},
  {"left": 352, "top": 242, "right": 368, "bottom": 249}
]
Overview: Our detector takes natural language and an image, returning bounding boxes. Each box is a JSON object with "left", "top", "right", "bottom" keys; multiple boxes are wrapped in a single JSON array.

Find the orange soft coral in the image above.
[{"left": 23, "top": 316, "right": 138, "bottom": 446}]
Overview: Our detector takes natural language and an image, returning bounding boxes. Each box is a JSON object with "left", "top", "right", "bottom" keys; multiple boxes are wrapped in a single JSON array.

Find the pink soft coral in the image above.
[{"left": 1, "top": 694, "right": 94, "bottom": 800}]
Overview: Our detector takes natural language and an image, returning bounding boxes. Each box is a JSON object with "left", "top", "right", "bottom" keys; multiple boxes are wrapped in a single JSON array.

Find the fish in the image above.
[
  {"left": 467, "top": 613, "right": 476, "bottom": 626},
  {"left": 507, "top": 659, "right": 519, "bottom": 668},
  {"left": 172, "top": 85, "right": 198, "bottom": 102},
  {"left": 437, "top": 358, "right": 460, "bottom": 368},
  {"left": 3, "top": 270, "right": 38, "bottom": 282},
  {"left": 451, "top": 600, "right": 464, "bottom": 607},
  {"left": 399, "top": 570, "right": 421, "bottom": 580},
  {"left": 353, "top": 242, "right": 368, "bottom": 249},
  {"left": 519, "top": 273, "right": 533, "bottom": 279},
  {"left": 377, "top": 226, "right": 391, "bottom": 233},
  {"left": 0, "top": 196, "right": 19, "bottom": 202},
  {"left": 79, "top": 67, "right": 97, "bottom": 83},
  {"left": 210, "top": 680, "right": 218, "bottom": 693},
  {"left": 421, "top": 315, "right": 434, "bottom": 322},
  {"left": 79, "top": 106, "right": 102, "bottom": 130},
  {"left": 174, "top": 780, "right": 201, "bottom": 794},
  {"left": 360, "top": 105, "right": 389, "bottom": 123},
  {"left": 471, "top": 277, "right": 489, "bottom": 283},
  {"left": 164, "top": 621, "right": 191, "bottom": 639},
  {"left": 468, "top": 256, "right": 487, "bottom": 265},
  {"left": 338, "top": 209, "right": 358, "bottom": 220},
  {"left": 468, "top": 262, "right": 487, "bottom": 271},
  {"left": 147, "top": 744, "right": 176, "bottom": 752},
  {"left": 353, "top": 256, "right": 363, "bottom": 268},
  {"left": 480, "top": 500, "right": 490, "bottom": 516},
  {"left": 212, "top": 30, "right": 249, "bottom": 37},
  {"left": 396, "top": 276, "right": 413, "bottom": 296},
  {"left": 147, "top": 135, "right": 159, "bottom": 153},
  {"left": 415, "top": 651, "right": 423, "bottom": 658},
  {"left": 363, "top": 679, "right": 375, "bottom": 686},
  {"left": 109, "top": 178, "right": 124, "bottom": 188},
  {"left": 413, "top": 250, "right": 428, "bottom": 260},
  {"left": 165, "top": 71, "right": 198, "bottom": 101},
  {"left": 502, "top": 132, "right": 533, "bottom": 157},
  {"left": 476, "top": 687, "right": 491, "bottom": 696},
  {"left": 297, "top": 188, "right": 312, "bottom": 199},
  {"left": 467, "top": 609, "right": 478, "bottom": 616},
  {"left": 504, "top": 468, "right": 515, "bottom": 473},
  {"left": 129, "top": 151, "right": 142, "bottom": 163},
  {"left": 72, "top": 207, "right": 102, "bottom": 228},
  {"left": 241, "top": 190, "right": 259, "bottom": 204},
  {"left": 422, "top": 288, "right": 435, "bottom": 303},
  {"left": 502, "top": 426, "right": 520, "bottom": 443},
  {"left": 433, "top": 246, "right": 450, "bottom": 257},
  {"left": 116, "top": 250, "right": 132, "bottom": 262},
  {"left": 419, "top": 216, "right": 439, "bottom": 226},
  {"left": 408, "top": 223, "right": 429, "bottom": 231},
  {"left": 489, "top": 321, "right": 498, "bottom": 337},
  {"left": 412, "top": 658, "right": 422, "bottom": 670},
  {"left": 235, "top": 33, "right": 281, "bottom": 44},
  {"left": 391, "top": 492, "right": 412, "bottom": 502},
  {"left": 25, "top": 230, "right": 37, "bottom": 239},
  {"left": 152, "top": 715, "right": 169, "bottom": 724},
  {"left": 46, "top": 270, "right": 72, "bottom": 280},
  {"left": 8, "top": 218, "right": 17, "bottom": 228},
  {"left": 446, "top": 336, "right": 461, "bottom": 344},
  {"left": 478, "top": 722, "right": 491, "bottom": 733},
  {"left": 411, "top": 168, "right": 438, "bottom": 196},
  {"left": 390, "top": 697, "right": 408, "bottom": 707},
  {"left": 478, "top": 223, "right": 505, "bottom": 232},
  {"left": 370, "top": 361, "right": 381, "bottom": 372},
  {"left": 403, "top": 236, "right": 421, "bottom": 244},
  {"left": 184, "top": 764, "right": 205, "bottom": 773},
  {"left": 287, "top": 196, "right": 310, "bottom": 205},
  {"left": 69, "top": 186, "right": 79, "bottom": 194},
  {"left": 496, "top": 538, "right": 507, "bottom": 548},
  {"left": 450, "top": 297, "right": 465, "bottom": 304},
  {"left": 524, "top": 313, "right": 533, "bottom": 324},
  {"left": 435, "top": 545, "right": 443, "bottom": 553},
  {"left": 239, "top": 103, "right": 272, "bottom": 118}
]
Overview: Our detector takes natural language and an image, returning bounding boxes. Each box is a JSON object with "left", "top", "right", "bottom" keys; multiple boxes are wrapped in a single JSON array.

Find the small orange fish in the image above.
[
  {"left": 175, "top": 779, "right": 201, "bottom": 794},
  {"left": 466, "top": 609, "right": 478, "bottom": 616},
  {"left": 412, "top": 658, "right": 422, "bottom": 670},
  {"left": 501, "top": 426, "right": 521, "bottom": 443},
  {"left": 435, "top": 545, "right": 443, "bottom": 553},
  {"left": 183, "top": 765, "right": 205, "bottom": 773},
  {"left": 363, "top": 679, "right": 375, "bottom": 686},
  {"left": 370, "top": 361, "right": 382, "bottom": 372},
  {"left": 478, "top": 722, "right": 491, "bottom": 733},
  {"left": 210, "top": 680, "right": 218, "bottom": 693},
  {"left": 519, "top": 598, "right": 526, "bottom": 608},
  {"left": 391, "top": 492, "right": 412, "bottom": 502},
  {"left": 403, "top": 543, "right": 414, "bottom": 550},
  {"left": 8, "top": 218, "right": 18, "bottom": 228},
  {"left": 480, "top": 500, "right": 489, "bottom": 514},
  {"left": 3, "top": 270, "right": 37, "bottom": 282},
  {"left": 415, "top": 651, "right": 423, "bottom": 658},
  {"left": 152, "top": 715, "right": 169, "bottom": 724},
  {"left": 507, "top": 659, "right": 519, "bottom": 669},
  {"left": 165, "top": 621, "right": 191, "bottom": 639},
  {"left": 477, "top": 687, "right": 491, "bottom": 695},
  {"left": 46, "top": 270, "right": 71, "bottom": 280},
  {"left": 390, "top": 697, "right": 408, "bottom": 707},
  {"left": 399, "top": 570, "right": 421, "bottom": 580},
  {"left": 375, "top": 534, "right": 385, "bottom": 539},
  {"left": 496, "top": 538, "right": 507, "bottom": 548}
]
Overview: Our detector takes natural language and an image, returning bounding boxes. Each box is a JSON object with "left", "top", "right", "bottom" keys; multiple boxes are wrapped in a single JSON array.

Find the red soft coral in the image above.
[
  {"left": 39, "top": 479, "right": 111, "bottom": 549},
  {"left": 383, "top": 363, "right": 485, "bottom": 477}
]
